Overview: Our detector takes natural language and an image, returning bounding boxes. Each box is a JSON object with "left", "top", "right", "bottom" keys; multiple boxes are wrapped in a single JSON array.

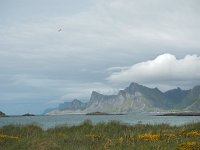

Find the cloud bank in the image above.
[
  {"left": 107, "top": 54, "right": 200, "bottom": 85},
  {"left": 1, "top": 0, "right": 200, "bottom": 114}
]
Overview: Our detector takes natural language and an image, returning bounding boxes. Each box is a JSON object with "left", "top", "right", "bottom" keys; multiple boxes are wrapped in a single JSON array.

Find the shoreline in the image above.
[
  {"left": 155, "top": 112, "right": 200, "bottom": 116},
  {"left": 2, "top": 111, "right": 200, "bottom": 117},
  {"left": 0, "top": 119, "right": 200, "bottom": 128}
]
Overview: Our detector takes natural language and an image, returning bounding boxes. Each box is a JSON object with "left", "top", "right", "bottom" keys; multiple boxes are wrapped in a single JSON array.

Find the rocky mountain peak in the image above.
[
  {"left": 90, "top": 91, "right": 104, "bottom": 100},
  {"left": 125, "top": 82, "right": 144, "bottom": 94},
  {"left": 129, "top": 82, "right": 141, "bottom": 89}
]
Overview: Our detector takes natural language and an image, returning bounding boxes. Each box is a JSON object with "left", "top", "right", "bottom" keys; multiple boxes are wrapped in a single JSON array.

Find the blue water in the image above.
[{"left": 0, "top": 113, "right": 200, "bottom": 129}]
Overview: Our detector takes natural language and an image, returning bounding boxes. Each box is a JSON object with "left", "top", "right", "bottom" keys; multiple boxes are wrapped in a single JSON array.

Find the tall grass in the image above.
[{"left": 0, "top": 121, "right": 200, "bottom": 150}]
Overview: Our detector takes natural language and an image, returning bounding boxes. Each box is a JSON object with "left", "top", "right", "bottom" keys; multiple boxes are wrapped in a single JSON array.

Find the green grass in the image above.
[{"left": 0, "top": 120, "right": 200, "bottom": 150}]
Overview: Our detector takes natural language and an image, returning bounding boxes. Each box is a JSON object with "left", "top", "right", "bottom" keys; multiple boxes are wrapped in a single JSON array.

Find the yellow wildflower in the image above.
[
  {"left": 0, "top": 134, "right": 20, "bottom": 141},
  {"left": 178, "top": 141, "right": 200, "bottom": 150},
  {"left": 183, "top": 131, "right": 200, "bottom": 137},
  {"left": 138, "top": 134, "right": 160, "bottom": 140}
]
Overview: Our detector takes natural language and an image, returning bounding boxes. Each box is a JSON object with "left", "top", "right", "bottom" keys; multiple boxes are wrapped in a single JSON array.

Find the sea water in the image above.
[{"left": 0, "top": 113, "right": 200, "bottom": 129}]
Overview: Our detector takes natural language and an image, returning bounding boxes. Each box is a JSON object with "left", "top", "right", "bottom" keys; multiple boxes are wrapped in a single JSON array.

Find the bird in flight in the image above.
[{"left": 58, "top": 29, "right": 62, "bottom": 32}]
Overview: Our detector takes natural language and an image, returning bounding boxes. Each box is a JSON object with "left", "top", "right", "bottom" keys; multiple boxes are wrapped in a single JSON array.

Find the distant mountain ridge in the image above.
[
  {"left": 45, "top": 82, "right": 200, "bottom": 115},
  {"left": 44, "top": 99, "right": 86, "bottom": 115},
  {"left": 58, "top": 99, "right": 86, "bottom": 110}
]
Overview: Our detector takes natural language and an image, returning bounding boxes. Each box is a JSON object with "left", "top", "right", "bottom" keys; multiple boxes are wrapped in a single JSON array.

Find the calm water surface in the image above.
[{"left": 0, "top": 113, "right": 200, "bottom": 129}]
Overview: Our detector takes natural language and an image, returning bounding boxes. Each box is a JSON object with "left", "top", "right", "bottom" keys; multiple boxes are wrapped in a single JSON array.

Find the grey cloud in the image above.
[{"left": 0, "top": 0, "right": 200, "bottom": 114}]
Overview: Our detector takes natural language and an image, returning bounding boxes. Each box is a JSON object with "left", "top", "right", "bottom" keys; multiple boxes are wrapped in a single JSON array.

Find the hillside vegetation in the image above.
[{"left": 0, "top": 121, "right": 200, "bottom": 150}]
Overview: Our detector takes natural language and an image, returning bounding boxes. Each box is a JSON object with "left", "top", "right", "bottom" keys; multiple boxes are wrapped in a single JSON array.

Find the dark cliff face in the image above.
[
  {"left": 164, "top": 87, "right": 190, "bottom": 106},
  {"left": 87, "top": 91, "right": 116, "bottom": 105},
  {"left": 90, "top": 91, "right": 104, "bottom": 102},
  {"left": 181, "top": 85, "right": 200, "bottom": 108}
]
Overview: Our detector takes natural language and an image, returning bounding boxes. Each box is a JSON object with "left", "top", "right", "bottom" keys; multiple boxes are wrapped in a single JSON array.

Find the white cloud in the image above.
[{"left": 107, "top": 53, "right": 200, "bottom": 85}]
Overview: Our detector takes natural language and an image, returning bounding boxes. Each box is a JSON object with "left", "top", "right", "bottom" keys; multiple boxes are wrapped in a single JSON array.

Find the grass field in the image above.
[{"left": 0, "top": 120, "right": 200, "bottom": 150}]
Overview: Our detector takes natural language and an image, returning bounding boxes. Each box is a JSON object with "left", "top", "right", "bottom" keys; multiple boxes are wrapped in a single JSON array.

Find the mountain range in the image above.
[{"left": 45, "top": 82, "right": 200, "bottom": 115}]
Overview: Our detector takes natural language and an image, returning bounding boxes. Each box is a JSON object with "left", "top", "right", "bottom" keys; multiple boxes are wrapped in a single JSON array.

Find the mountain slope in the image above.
[
  {"left": 124, "top": 83, "right": 168, "bottom": 108},
  {"left": 84, "top": 83, "right": 166, "bottom": 113},
  {"left": 164, "top": 87, "right": 190, "bottom": 108},
  {"left": 185, "top": 98, "right": 200, "bottom": 111},
  {"left": 181, "top": 86, "right": 200, "bottom": 109}
]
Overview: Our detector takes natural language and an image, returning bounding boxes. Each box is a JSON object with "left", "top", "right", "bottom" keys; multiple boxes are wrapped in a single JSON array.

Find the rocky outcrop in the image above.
[{"left": 0, "top": 111, "right": 6, "bottom": 117}]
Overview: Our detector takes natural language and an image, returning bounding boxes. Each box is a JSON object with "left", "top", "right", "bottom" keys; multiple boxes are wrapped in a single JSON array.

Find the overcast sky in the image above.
[{"left": 0, "top": 0, "right": 200, "bottom": 115}]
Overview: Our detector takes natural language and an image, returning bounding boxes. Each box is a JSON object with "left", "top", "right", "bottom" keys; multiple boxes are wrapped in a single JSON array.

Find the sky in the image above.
[{"left": 0, "top": 0, "right": 200, "bottom": 115}]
